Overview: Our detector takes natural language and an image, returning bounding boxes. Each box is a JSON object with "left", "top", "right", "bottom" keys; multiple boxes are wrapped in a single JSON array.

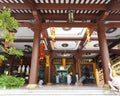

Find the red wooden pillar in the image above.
[
  {"left": 27, "top": 29, "right": 40, "bottom": 88},
  {"left": 97, "top": 21, "right": 110, "bottom": 84}
]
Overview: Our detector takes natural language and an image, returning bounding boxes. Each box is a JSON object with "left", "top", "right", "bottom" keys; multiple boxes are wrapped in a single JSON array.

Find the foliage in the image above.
[
  {"left": 0, "top": 6, "right": 18, "bottom": 32},
  {"left": 0, "top": 31, "right": 15, "bottom": 44},
  {"left": 0, "top": 55, "right": 7, "bottom": 61},
  {"left": 6, "top": 48, "right": 24, "bottom": 58},
  {"left": 0, "top": 75, "right": 25, "bottom": 89}
]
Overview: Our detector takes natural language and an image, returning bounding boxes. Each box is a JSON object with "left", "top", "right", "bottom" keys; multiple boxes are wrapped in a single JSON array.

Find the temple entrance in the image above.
[{"left": 55, "top": 65, "right": 73, "bottom": 85}]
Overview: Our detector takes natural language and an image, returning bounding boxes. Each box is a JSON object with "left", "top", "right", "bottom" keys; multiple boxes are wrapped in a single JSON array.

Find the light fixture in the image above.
[{"left": 68, "top": 10, "right": 74, "bottom": 23}]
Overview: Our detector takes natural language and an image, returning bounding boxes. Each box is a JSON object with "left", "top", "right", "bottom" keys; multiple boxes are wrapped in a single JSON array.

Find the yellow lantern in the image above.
[
  {"left": 62, "top": 58, "right": 66, "bottom": 67},
  {"left": 45, "top": 55, "right": 50, "bottom": 67}
]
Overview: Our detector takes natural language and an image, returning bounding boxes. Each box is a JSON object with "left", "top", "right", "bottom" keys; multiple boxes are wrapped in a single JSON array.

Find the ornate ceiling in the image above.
[{"left": 0, "top": 0, "right": 120, "bottom": 58}]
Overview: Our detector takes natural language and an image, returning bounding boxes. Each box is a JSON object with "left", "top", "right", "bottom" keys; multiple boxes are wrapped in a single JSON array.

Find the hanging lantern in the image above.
[
  {"left": 51, "top": 27, "right": 55, "bottom": 41},
  {"left": 45, "top": 55, "right": 50, "bottom": 67},
  {"left": 86, "top": 28, "right": 91, "bottom": 48},
  {"left": 39, "top": 43, "right": 45, "bottom": 60},
  {"left": 62, "top": 58, "right": 66, "bottom": 67}
]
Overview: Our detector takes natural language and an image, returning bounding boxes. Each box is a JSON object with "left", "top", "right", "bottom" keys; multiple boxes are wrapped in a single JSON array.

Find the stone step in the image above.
[{"left": 0, "top": 85, "right": 115, "bottom": 96}]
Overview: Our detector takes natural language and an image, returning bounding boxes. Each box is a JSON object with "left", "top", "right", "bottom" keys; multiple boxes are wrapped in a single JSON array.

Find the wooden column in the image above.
[
  {"left": 27, "top": 29, "right": 40, "bottom": 88},
  {"left": 75, "top": 55, "right": 81, "bottom": 79},
  {"left": 97, "top": 21, "right": 110, "bottom": 84},
  {"left": 71, "top": 57, "right": 76, "bottom": 84}
]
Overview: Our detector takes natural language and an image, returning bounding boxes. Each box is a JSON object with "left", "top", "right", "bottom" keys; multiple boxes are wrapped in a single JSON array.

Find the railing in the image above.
[
  {"left": 112, "top": 61, "right": 120, "bottom": 76},
  {"left": 95, "top": 69, "right": 104, "bottom": 86},
  {"left": 95, "top": 56, "right": 120, "bottom": 86}
]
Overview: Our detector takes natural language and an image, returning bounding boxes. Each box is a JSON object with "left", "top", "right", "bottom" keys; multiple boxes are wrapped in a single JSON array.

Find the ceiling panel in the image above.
[
  {"left": 51, "top": 41, "right": 80, "bottom": 50},
  {"left": 47, "top": 27, "right": 86, "bottom": 38}
]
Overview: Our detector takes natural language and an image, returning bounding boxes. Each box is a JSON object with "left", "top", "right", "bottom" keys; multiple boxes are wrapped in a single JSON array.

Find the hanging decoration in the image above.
[
  {"left": 39, "top": 43, "right": 45, "bottom": 60},
  {"left": 86, "top": 28, "right": 91, "bottom": 48},
  {"left": 51, "top": 27, "right": 55, "bottom": 41},
  {"left": 51, "top": 27, "right": 55, "bottom": 48},
  {"left": 45, "top": 55, "right": 50, "bottom": 67},
  {"left": 62, "top": 58, "right": 66, "bottom": 67},
  {"left": 68, "top": 10, "right": 74, "bottom": 23}
]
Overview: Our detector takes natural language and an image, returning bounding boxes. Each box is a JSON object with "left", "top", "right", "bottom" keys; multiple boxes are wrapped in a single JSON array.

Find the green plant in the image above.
[
  {"left": 0, "top": 75, "right": 25, "bottom": 89},
  {"left": 0, "top": 6, "right": 18, "bottom": 32},
  {"left": 6, "top": 48, "right": 24, "bottom": 58},
  {"left": 0, "top": 55, "right": 7, "bottom": 61}
]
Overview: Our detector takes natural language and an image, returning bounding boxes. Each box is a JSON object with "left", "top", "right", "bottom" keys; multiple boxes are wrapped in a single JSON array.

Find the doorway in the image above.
[
  {"left": 80, "top": 63, "right": 96, "bottom": 85},
  {"left": 55, "top": 65, "right": 72, "bottom": 84}
]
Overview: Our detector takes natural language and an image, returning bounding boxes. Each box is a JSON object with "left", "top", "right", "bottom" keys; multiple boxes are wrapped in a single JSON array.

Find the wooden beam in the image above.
[
  {"left": 42, "top": 22, "right": 96, "bottom": 28},
  {"left": 19, "top": 22, "right": 34, "bottom": 28},
  {"left": 12, "top": 13, "right": 120, "bottom": 21},
  {"left": 110, "top": 49, "right": 120, "bottom": 54},
  {"left": 108, "top": 38, "right": 120, "bottom": 49},
  {"left": 0, "top": 3, "right": 119, "bottom": 11},
  {"left": 106, "top": 0, "right": 120, "bottom": 11},
  {"left": 0, "top": 3, "right": 30, "bottom": 9},
  {"left": 36, "top": 4, "right": 106, "bottom": 10},
  {"left": 19, "top": 22, "right": 120, "bottom": 29},
  {"left": 0, "top": 38, "right": 117, "bottom": 43},
  {"left": 105, "top": 22, "right": 120, "bottom": 28},
  {"left": 22, "top": 0, "right": 36, "bottom": 10},
  {"left": 42, "top": 14, "right": 97, "bottom": 20}
]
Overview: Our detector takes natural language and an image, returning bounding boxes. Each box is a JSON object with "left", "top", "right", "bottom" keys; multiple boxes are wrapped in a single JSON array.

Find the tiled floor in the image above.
[{"left": 0, "top": 85, "right": 115, "bottom": 96}]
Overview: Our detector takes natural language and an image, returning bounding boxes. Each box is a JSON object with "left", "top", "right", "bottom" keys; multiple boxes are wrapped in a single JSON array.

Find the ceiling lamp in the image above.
[
  {"left": 86, "top": 28, "right": 91, "bottom": 48},
  {"left": 68, "top": 10, "right": 74, "bottom": 23}
]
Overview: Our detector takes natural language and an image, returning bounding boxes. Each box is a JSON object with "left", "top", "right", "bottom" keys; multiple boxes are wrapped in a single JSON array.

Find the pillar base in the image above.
[
  {"left": 26, "top": 84, "right": 39, "bottom": 89},
  {"left": 103, "top": 84, "right": 110, "bottom": 89},
  {"left": 47, "top": 82, "right": 52, "bottom": 86}
]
